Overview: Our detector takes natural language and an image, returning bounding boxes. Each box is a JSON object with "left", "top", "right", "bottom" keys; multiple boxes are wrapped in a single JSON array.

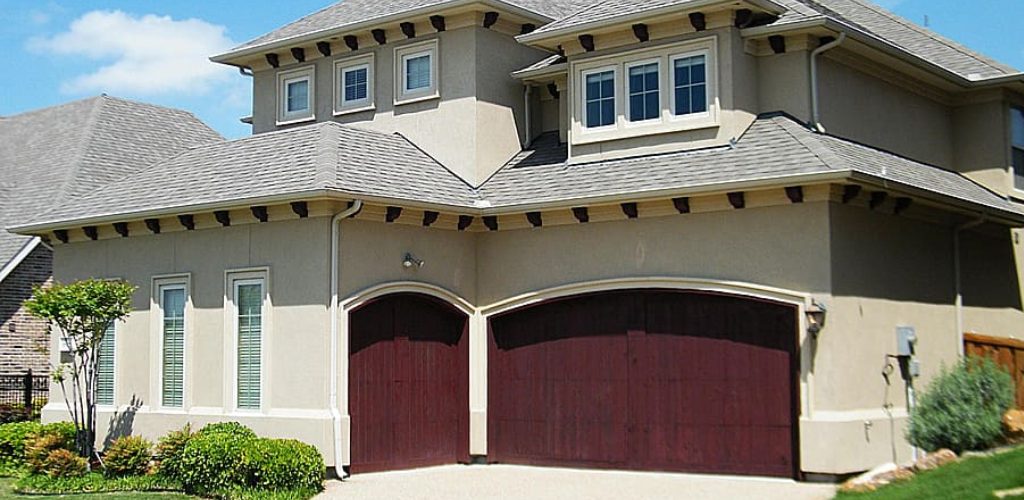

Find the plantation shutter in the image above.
[
  {"left": 95, "top": 323, "right": 116, "bottom": 406},
  {"left": 236, "top": 282, "right": 263, "bottom": 409},
  {"left": 161, "top": 287, "right": 186, "bottom": 408}
]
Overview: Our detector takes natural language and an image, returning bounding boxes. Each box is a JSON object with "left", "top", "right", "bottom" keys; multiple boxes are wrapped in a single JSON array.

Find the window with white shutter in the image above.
[
  {"left": 160, "top": 285, "right": 186, "bottom": 408},
  {"left": 96, "top": 322, "right": 116, "bottom": 406}
]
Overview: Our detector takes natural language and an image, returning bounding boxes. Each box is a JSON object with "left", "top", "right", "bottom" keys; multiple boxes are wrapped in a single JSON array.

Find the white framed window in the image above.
[
  {"left": 571, "top": 37, "right": 718, "bottom": 145},
  {"left": 670, "top": 53, "right": 710, "bottom": 118},
  {"left": 1013, "top": 107, "right": 1024, "bottom": 191},
  {"left": 395, "top": 40, "right": 439, "bottom": 104},
  {"left": 626, "top": 59, "right": 661, "bottom": 123},
  {"left": 277, "top": 67, "right": 315, "bottom": 124},
  {"left": 95, "top": 322, "right": 116, "bottom": 407},
  {"left": 158, "top": 283, "right": 187, "bottom": 408},
  {"left": 227, "top": 270, "right": 269, "bottom": 411},
  {"left": 335, "top": 54, "right": 375, "bottom": 114},
  {"left": 582, "top": 67, "right": 617, "bottom": 129}
]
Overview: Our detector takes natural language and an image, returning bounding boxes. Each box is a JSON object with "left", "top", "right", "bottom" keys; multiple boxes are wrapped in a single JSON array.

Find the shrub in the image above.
[
  {"left": 174, "top": 424, "right": 256, "bottom": 494},
  {"left": 25, "top": 433, "right": 72, "bottom": 474},
  {"left": 907, "top": 356, "right": 1014, "bottom": 453},
  {"left": 242, "top": 439, "right": 324, "bottom": 493},
  {"left": 155, "top": 424, "right": 192, "bottom": 478},
  {"left": 42, "top": 449, "right": 88, "bottom": 478},
  {"left": 14, "top": 471, "right": 181, "bottom": 495},
  {"left": 38, "top": 422, "right": 77, "bottom": 448},
  {"left": 0, "top": 421, "right": 43, "bottom": 469},
  {"left": 103, "top": 435, "right": 152, "bottom": 477}
]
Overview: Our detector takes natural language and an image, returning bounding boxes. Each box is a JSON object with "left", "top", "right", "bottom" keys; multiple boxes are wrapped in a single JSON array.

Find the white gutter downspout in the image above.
[
  {"left": 810, "top": 32, "right": 846, "bottom": 133},
  {"left": 954, "top": 215, "right": 986, "bottom": 357},
  {"left": 329, "top": 200, "right": 363, "bottom": 475}
]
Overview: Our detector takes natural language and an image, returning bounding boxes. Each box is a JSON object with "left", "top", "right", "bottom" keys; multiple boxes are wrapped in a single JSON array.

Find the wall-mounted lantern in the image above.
[
  {"left": 806, "top": 299, "right": 827, "bottom": 336},
  {"left": 402, "top": 253, "right": 425, "bottom": 270}
]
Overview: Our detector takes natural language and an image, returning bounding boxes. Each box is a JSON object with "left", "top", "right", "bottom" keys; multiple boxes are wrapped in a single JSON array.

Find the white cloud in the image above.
[{"left": 30, "top": 10, "right": 236, "bottom": 96}]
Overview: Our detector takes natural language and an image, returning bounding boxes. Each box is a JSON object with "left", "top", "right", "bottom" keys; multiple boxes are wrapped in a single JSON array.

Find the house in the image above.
[
  {"left": 0, "top": 96, "right": 221, "bottom": 377},
  {"left": 11, "top": 0, "right": 1024, "bottom": 480}
]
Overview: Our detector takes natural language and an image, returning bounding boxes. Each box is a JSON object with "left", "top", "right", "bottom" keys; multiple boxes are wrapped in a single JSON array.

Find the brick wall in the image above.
[{"left": 0, "top": 245, "right": 52, "bottom": 376}]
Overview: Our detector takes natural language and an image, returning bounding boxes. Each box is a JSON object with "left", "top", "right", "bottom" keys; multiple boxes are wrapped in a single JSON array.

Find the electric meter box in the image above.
[{"left": 896, "top": 326, "right": 917, "bottom": 357}]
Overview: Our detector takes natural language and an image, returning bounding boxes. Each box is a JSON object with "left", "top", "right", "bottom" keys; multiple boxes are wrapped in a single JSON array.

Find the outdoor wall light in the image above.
[
  {"left": 806, "top": 300, "right": 828, "bottom": 336},
  {"left": 402, "top": 253, "right": 425, "bottom": 269}
]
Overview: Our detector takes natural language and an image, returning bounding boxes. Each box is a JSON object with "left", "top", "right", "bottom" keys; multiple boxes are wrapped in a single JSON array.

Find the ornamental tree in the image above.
[{"left": 25, "top": 279, "right": 136, "bottom": 461}]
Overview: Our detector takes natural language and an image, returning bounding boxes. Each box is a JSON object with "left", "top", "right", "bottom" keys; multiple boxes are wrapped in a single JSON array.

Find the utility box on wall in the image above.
[{"left": 896, "top": 326, "right": 917, "bottom": 357}]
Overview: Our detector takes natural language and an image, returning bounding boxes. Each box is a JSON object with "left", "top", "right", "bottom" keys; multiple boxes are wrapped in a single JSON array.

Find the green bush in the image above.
[
  {"left": 242, "top": 439, "right": 324, "bottom": 493},
  {"left": 174, "top": 424, "right": 256, "bottom": 494},
  {"left": 14, "top": 471, "right": 181, "bottom": 495},
  {"left": 103, "top": 435, "right": 153, "bottom": 477},
  {"left": 155, "top": 424, "right": 192, "bottom": 478},
  {"left": 42, "top": 448, "right": 88, "bottom": 478},
  {"left": 907, "top": 356, "right": 1014, "bottom": 453},
  {"left": 0, "top": 421, "right": 43, "bottom": 469},
  {"left": 25, "top": 433, "right": 72, "bottom": 474}
]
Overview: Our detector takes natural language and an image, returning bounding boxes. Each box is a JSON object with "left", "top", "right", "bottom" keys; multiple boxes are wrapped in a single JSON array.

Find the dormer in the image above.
[{"left": 211, "top": 1, "right": 566, "bottom": 187}]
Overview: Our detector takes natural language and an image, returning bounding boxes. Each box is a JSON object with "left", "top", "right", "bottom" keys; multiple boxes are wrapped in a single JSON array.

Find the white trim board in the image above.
[{"left": 0, "top": 237, "right": 42, "bottom": 284}]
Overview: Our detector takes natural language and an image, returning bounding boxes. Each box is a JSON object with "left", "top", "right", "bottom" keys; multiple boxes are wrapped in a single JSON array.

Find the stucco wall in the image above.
[{"left": 954, "top": 100, "right": 1013, "bottom": 195}]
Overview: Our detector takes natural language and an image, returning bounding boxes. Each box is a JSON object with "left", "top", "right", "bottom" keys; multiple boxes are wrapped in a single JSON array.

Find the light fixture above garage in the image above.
[
  {"left": 806, "top": 300, "right": 828, "bottom": 336},
  {"left": 402, "top": 253, "right": 425, "bottom": 269}
]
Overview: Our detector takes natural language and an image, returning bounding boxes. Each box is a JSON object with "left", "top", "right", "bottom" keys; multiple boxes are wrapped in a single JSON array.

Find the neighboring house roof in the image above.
[
  {"left": 220, "top": 0, "right": 593, "bottom": 57},
  {"left": 0, "top": 95, "right": 223, "bottom": 276},
  {"left": 15, "top": 114, "right": 1023, "bottom": 231}
]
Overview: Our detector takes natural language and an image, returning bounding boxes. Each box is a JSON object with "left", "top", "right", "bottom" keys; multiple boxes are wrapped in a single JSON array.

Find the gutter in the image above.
[
  {"left": 953, "top": 215, "right": 986, "bottom": 357},
  {"left": 328, "top": 200, "right": 364, "bottom": 474},
  {"left": 810, "top": 32, "right": 846, "bottom": 132}
]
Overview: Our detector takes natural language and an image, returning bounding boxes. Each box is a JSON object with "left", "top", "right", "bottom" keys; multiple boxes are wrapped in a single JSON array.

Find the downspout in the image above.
[
  {"left": 810, "top": 32, "right": 846, "bottom": 133},
  {"left": 523, "top": 85, "right": 533, "bottom": 146},
  {"left": 329, "top": 200, "right": 364, "bottom": 475},
  {"left": 954, "top": 215, "right": 986, "bottom": 357}
]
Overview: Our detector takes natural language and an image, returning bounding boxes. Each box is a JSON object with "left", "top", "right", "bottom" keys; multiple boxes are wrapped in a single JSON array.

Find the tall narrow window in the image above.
[
  {"left": 627, "top": 62, "right": 660, "bottom": 122},
  {"left": 584, "top": 69, "right": 616, "bottom": 128},
  {"left": 96, "top": 323, "right": 115, "bottom": 406},
  {"left": 1013, "top": 107, "right": 1024, "bottom": 190},
  {"left": 236, "top": 280, "right": 264, "bottom": 410},
  {"left": 672, "top": 54, "right": 708, "bottom": 116},
  {"left": 161, "top": 286, "right": 186, "bottom": 408}
]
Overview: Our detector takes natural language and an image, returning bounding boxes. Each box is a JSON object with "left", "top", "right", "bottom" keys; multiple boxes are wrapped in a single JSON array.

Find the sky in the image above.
[{"left": 0, "top": 0, "right": 1022, "bottom": 140}]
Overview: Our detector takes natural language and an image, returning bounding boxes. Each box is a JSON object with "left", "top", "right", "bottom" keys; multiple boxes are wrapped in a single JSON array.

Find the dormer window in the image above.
[
  {"left": 395, "top": 40, "right": 439, "bottom": 105},
  {"left": 626, "top": 61, "right": 660, "bottom": 122},
  {"left": 672, "top": 54, "right": 708, "bottom": 116},
  {"left": 335, "top": 54, "right": 375, "bottom": 115},
  {"left": 1013, "top": 107, "right": 1024, "bottom": 190},
  {"left": 584, "top": 68, "right": 616, "bottom": 128},
  {"left": 278, "top": 67, "right": 315, "bottom": 124}
]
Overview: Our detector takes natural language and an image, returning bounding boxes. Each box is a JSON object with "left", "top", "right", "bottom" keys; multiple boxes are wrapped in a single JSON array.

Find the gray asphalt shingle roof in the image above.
[
  {"left": 17, "top": 114, "right": 1022, "bottom": 231},
  {"left": 227, "top": 0, "right": 593, "bottom": 54},
  {"left": 0, "top": 96, "right": 222, "bottom": 270}
]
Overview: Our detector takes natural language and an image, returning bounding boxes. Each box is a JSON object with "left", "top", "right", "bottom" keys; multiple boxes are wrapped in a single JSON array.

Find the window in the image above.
[
  {"left": 672, "top": 54, "right": 708, "bottom": 116},
  {"left": 235, "top": 279, "right": 264, "bottom": 410},
  {"left": 335, "top": 55, "right": 374, "bottom": 113},
  {"left": 627, "top": 61, "right": 660, "bottom": 122},
  {"left": 96, "top": 322, "right": 116, "bottom": 407},
  {"left": 584, "top": 68, "right": 616, "bottom": 128},
  {"left": 277, "top": 67, "right": 315, "bottom": 123},
  {"left": 1014, "top": 107, "right": 1024, "bottom": 190},
  {"left": 395, "top": 40, "right": 438, "bottom": 104},
  {"left": 160, "top": 285, "right": 186, "bottom": 408}
]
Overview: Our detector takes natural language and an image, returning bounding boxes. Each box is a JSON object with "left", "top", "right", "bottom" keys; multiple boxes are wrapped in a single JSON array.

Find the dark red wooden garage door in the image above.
[
  {"left": 488, "top": 290, "right": 797, "bottom": 477},
  {"left": 349, "top": 293, "right": 469, "bottom": 473}
]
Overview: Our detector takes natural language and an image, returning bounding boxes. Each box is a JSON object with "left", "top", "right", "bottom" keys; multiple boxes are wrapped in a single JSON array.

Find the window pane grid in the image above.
[
  {"left": 585, "top": 70, "right": 615, "bottom": 128},
  {"left": 628, "top": 63, "right": 660, "bottom": 122},
  {"left": 674, "top": 55, "right": 708, "bottom": 116},
  {"left": 161, "top": 288, "right": 185, "bottom": 408},
  {"left": 96, "top": 323, "right": 115, "bottom": 406},
  {"left": 343, "top": 67, "right": 368, "bottom": 103},
  {"left": 237, "top": 283, "right": 263, "bottom": 410}
]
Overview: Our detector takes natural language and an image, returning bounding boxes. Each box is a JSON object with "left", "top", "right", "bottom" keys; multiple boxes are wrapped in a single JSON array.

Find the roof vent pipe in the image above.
[{"left": 810, "top": 32, "right": 846, "bottom": 133}]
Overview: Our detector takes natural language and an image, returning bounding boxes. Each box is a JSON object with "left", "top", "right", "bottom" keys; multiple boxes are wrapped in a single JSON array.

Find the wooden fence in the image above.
[{"left": 964, "top": 333, "right": 1024, "bottom": 409}]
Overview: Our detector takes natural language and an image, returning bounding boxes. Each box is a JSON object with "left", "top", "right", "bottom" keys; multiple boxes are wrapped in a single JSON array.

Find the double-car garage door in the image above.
[{"left": 349, "top": 290, "right": 797, "bottom": 477}]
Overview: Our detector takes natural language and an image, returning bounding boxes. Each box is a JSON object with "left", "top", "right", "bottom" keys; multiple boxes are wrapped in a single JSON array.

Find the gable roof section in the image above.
[
  {"left": 220, "top": 0, "right": 593, "bottom": 57},
  {"left": 21, "top": 122, "right": 481, "bottom": 227},
  {"left": 0, "top": 95, "right": 222, "bottom": 275}
]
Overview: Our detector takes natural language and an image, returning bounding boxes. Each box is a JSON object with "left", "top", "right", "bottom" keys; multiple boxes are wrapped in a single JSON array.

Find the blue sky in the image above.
[{"left": 0, "top": 0, "right": 1021, "bottom": 139}]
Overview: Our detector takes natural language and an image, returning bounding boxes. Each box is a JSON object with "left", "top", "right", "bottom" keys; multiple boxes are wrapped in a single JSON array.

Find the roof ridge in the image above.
[
  {"left": 315, "top": 122, "right": 341, "bottom": 188},
  {"left": 768, "top": 115, "right": 848, "bottom": 172}
]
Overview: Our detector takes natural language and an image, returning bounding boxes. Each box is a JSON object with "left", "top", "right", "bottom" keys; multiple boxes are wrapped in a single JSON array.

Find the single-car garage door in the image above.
[
  {"left": 488, "top": 290, "right": 797, "bottom": 478},
  {"left": 349, "top": 293, "right": 469, "bottom": 473}
]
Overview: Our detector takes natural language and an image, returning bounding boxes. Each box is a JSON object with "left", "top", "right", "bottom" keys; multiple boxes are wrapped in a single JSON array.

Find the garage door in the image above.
[
  {"left": 349, "top": 293, "right": 469, "bottom": 473},
  {"left": 488, "top": 290, "right": 797, "bottom": 478}
]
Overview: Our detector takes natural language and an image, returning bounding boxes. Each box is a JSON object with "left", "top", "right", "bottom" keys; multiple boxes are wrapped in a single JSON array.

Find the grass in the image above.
[
  {"left": 0, "top": 476, "right": 195, "bottom": 499},
  {"left": 835, "top": 446, "right": 1024, "bottom": 500}
]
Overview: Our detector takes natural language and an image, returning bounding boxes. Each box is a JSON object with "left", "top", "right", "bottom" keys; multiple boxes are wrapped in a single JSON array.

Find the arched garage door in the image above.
[
  {"left": 349, "top": 293, "right": 469, "bottom": 473},
  {"left": 488, "top": 290, "right": 798, "bottom": 478}
]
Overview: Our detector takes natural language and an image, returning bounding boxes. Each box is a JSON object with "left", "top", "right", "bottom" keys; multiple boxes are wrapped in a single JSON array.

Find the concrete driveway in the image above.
[{"left": 318, "top": 465, "right": 837, "bottom": 500}]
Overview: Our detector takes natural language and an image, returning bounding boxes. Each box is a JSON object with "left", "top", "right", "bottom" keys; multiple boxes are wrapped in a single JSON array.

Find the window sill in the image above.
[
  {"left": 573, "top": 115, "right": 719, "bottom": 146},
  {"left": 334, "top": 104, "right": 376, "bottom": 117},
  {"left": 276, "top": 115, "right": 316, "bottom": 127},
  {"left": 394, "top": 92, "right": 440, "bottom": 107}
]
